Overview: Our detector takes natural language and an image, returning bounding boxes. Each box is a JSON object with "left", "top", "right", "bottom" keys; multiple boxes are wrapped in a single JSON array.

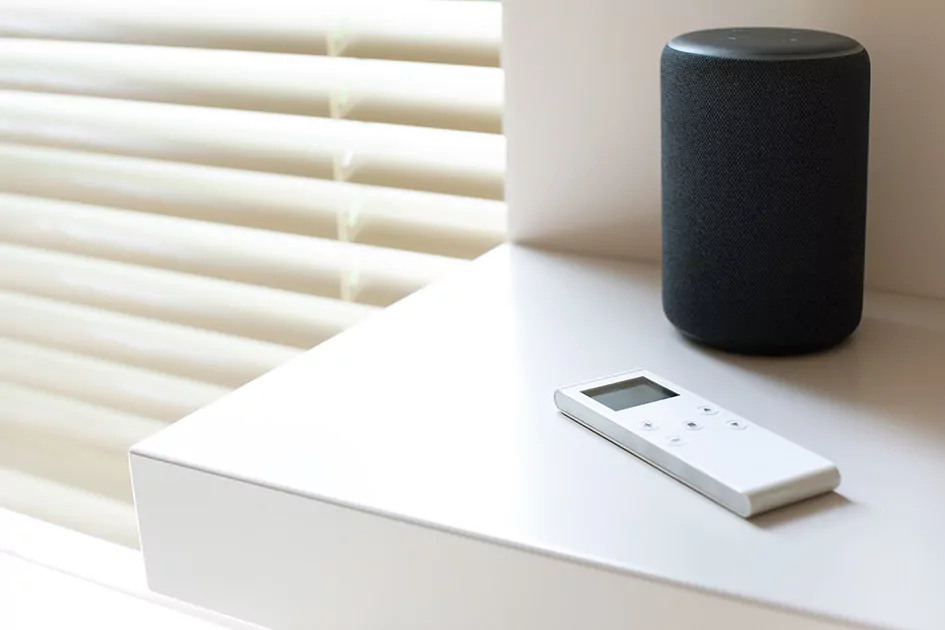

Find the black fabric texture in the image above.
[{"left": 661, "top": 45, "right": 871, "bottom": 354}]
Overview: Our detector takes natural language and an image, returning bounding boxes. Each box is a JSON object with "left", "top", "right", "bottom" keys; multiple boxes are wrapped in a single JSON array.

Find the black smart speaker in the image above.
[{"left": 661, "top": 27, "right": 870, "bottom": 355}]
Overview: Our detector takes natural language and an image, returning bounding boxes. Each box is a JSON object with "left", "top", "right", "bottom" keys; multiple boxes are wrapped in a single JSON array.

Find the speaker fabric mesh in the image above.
[{"left": 661, "top": 39, "right": 870, "bottom": 354}]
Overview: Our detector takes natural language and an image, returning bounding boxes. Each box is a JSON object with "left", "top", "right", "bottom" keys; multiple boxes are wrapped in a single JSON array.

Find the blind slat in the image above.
[
  {"left": 0, "top": 382, "right": 165, "bottom": 453},
  {"left": 0, "top": 0, "right": 502, "bottom": 66},
  {"left": 0, "top": 0, "right": 505, "bottom": 546},
  {"left": 0, "top": 90, "right": 505, "bottom": 199},
  {"left": 0, "top": 193, "right": 463, "bottom": 307},
  {"left": 0, "top": 430, "right": 133, "bottom": 503},
  {"left": 0, "top": 39, "right": 503, "bottom": 133},
  {"left": 0, "top": 467, "right": 138, "bottom": 548},
  {"left": 0, "top": 290, "right": 298, "bottom": 388},
  {"left": 0, "top": 243, "right": 378, "bottom": 348},
  {"left": 0, "top": 143, "right": 506, "bottom": 259},
  {"left": 0, "top": 337, "right": 227, "bottom": 421}
]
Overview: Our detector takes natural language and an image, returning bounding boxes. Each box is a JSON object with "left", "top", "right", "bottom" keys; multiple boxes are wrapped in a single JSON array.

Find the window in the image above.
[{"left": 0, "top": 0, "right": 504, "bottom": 549}]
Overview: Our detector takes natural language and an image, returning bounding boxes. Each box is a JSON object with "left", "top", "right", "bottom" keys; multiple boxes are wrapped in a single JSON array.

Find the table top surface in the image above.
[{"left": 136, "top": 245, "right": 945, "bottom": 630}]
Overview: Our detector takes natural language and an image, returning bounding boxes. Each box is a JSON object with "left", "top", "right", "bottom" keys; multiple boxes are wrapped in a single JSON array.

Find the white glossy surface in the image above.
[
  {"left": 136, "top": 245, "right": 945, "bottom": 630},
  {"left": 132, "top": 450, "right": 855, "bottom": 630}
]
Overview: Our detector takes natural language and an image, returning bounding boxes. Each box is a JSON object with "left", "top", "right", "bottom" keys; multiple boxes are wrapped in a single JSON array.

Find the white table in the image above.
[{"left": 132, "top": 245, "right": 945, "bottom": 630}]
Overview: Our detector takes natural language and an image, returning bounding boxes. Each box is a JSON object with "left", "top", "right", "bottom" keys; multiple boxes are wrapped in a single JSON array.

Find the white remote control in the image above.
[{"left": 555, "top": 369, "right": 840, "bottom": 517}]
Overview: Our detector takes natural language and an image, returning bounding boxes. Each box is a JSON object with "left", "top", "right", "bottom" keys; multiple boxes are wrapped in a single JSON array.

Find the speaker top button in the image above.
[
  {"left": 726, "top": 420, "right": 748, "bottom": 430},
  {"left": 697, "top": 405, "right": 719, "bottom": 415}
]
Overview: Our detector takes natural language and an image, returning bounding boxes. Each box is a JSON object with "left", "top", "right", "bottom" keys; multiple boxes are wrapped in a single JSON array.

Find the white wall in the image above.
[{"left": 504, "top": 0, "right": 945, "bottom": 300}]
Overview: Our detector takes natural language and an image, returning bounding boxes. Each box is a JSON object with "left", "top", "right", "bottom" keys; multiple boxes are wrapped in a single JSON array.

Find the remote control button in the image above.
[
  {"left": 725, "top": 419, "right": 748, "bottom": 430},
  {"left": 639, "top": 420, "right": 659, "bottom": 431},
  {"left": 682, "top": 420, "right": 703, "bottom": 431},
  {"left": 666, "top": 435, "right": 686, "bottom": 446},
  {"left": 697, "top": 405, "right": 719, "bottom": 415}
]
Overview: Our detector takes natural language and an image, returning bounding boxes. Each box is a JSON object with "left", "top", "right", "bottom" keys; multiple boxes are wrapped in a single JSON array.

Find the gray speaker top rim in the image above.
[{"left": 667, "top": 27, "right": 864, "bottom": 60}]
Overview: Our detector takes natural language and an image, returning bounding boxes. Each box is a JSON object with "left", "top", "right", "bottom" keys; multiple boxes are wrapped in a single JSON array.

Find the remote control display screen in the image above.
[{"left": 584, "top": 377, "right": 678, "bottom": 412}]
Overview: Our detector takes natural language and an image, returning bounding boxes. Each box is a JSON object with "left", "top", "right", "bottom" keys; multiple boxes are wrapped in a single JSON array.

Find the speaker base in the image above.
[{"left": 674, "top": 328, "right": 857, "bottom": 357}]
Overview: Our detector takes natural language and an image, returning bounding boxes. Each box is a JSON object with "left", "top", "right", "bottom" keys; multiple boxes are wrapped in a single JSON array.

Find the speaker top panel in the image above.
[{"left": 668, "top": 27, "right": 863, "bottom": 60}]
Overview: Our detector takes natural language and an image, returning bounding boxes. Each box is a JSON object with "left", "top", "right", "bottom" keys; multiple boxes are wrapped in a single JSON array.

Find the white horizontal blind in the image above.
[{"left": 0, "top": 0, "right": 505, "bottom": 547}]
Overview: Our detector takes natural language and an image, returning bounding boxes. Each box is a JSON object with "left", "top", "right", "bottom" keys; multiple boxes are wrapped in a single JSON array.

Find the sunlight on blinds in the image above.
[{"left": 0, "top": 0, "right": 505, "bottom": 547}]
